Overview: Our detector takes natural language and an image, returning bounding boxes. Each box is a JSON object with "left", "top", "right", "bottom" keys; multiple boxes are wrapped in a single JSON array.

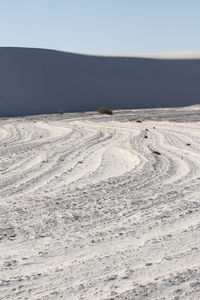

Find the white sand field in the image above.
[{"left": 0, "top": 106, "right": 200, "bottom": 299}]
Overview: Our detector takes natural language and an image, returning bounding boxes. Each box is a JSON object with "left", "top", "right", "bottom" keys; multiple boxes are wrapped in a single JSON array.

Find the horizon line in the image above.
[{"left": 1, "top": 46, "right": 200, "bottom": 59}]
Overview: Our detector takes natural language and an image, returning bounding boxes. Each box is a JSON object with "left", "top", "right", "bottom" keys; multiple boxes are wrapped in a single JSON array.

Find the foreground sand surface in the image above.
[{"left": 0, "top": 106, "right": 200, "bottom": 299}]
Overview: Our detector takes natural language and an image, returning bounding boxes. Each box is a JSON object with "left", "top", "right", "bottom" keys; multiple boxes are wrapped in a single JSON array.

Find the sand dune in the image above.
[
  {"left": 0, "top": 47, "right": 200, "bottom": 117},
  {"left": 0, "top": 106, "right": 200, "bottom": 299}
]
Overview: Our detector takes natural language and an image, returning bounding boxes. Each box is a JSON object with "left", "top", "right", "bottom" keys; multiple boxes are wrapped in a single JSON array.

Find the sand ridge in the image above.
[
  {"left": 0, "top": 106, "right": 200, "bottom": 299},
  {"left": 0, "top": 47, "right": 200, "bottom": 117}
]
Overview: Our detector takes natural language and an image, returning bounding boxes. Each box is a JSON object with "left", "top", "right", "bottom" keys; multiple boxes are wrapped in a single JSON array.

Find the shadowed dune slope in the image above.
[{"left": 0, "top": 47, "right": 200, "bottom": 116}]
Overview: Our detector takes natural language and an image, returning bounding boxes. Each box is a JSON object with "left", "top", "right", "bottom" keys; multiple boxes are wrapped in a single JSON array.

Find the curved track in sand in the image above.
[{"left": 0, "top": 107, "right": 200, "bottom": 299}]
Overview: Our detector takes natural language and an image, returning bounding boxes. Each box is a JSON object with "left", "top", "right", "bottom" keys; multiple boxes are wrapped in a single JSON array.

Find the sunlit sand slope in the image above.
[{"left": 0, "top": 106, "right": 200, "bottom": 299}]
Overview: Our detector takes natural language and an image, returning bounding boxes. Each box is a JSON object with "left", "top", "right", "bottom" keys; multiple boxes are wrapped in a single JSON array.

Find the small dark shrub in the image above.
[
  {"left": 186, "top": 143, "right": 191, "bottom": 146},
  {"left": 97, "top": 107, "right": 113, "bottom": 115},
  {"left": 58, "top": 109, "right": 64, "bottom": 115},
  {"left": 152, "top": 150, "right": 161, "bottom": 155},
  {"left": 136, "top": 120, "right": 142, "bottom": 123}
]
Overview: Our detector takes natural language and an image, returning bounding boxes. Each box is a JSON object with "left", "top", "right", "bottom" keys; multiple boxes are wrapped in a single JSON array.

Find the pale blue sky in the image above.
[{"left": 0, "top": 0, "right": 200, "bottom": 54}]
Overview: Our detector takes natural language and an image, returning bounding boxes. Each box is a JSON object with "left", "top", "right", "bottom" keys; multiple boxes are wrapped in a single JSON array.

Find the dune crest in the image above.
[{"left": 0, "top": 47, "right": 200, "bottom": 117}]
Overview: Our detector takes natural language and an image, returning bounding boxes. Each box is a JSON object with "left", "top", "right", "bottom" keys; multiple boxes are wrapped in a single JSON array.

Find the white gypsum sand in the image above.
[{"left": 0, "top": 106, "right": 200, "bottom": 299}]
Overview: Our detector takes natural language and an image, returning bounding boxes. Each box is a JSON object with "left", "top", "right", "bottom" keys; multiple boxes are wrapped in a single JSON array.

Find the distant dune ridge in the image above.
[{"left": 0, "top": 47, "right": 200, "bottom": 117}]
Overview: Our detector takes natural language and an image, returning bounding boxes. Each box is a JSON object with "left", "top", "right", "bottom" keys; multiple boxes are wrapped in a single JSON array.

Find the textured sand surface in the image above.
[{"left": 0, "top": 106, "right": 200, "bottom": 299}]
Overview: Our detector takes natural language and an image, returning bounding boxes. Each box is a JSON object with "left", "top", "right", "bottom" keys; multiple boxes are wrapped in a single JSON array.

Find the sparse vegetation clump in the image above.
[
  {"left": 152, "top": 150, "right": 161, "bottom": 155},
  {"left": 97, "top": 107, "right": 113, "bottom": 115},
  {"left": 58, "top": 109, "right": 64, "bottom": 115}
]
